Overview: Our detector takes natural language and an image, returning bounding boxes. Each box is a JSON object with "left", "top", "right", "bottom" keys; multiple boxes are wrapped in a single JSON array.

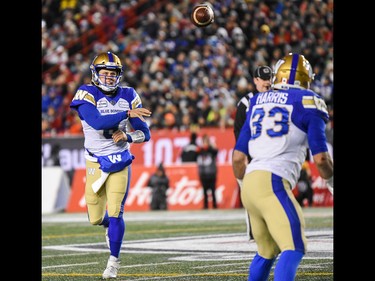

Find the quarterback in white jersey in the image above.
[
  {"left": 72, "top": 83, "right": 146, "bottom": 158},
  {"left": 70, "top": 51, "right": 151, "bottom": 279},
  {"left": 232, "top": 53, "right": 333, "bottom": 281}
]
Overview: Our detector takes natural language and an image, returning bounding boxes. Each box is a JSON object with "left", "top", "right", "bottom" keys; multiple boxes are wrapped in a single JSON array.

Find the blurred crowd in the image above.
[{"left": 42, "top": 0, "right": 333, "bottom": 141}]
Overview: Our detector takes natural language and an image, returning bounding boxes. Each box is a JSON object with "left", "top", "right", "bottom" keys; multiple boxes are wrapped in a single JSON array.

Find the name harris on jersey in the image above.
[{"left": 255, "top": 91, "right": 288, "bottom": 105}]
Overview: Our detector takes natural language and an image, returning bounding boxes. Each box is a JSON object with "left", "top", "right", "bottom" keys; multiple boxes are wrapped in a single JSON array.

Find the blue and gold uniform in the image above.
[
  {"left": 233, "top": 53, "right": 333, "bottom": 281},
  {"left": 70, "top": 51, "right": 151, "bottom": 279}
]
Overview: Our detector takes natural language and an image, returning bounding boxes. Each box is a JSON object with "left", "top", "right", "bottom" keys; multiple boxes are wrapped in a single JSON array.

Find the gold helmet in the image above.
[
  {"left": 90, "top": 51, "right": 123, "bottom": 92},
  {"left": 272, "top": 53, "right": 314, "bottom": 90}
]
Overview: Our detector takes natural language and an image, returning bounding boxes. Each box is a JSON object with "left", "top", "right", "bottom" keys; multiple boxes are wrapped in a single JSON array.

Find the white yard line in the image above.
[
  {"left": 43, "top": 231, "right": 332, "bottom": 260},
  {"left": 42, "top": 262, "right": 98, "bottom": 269}
]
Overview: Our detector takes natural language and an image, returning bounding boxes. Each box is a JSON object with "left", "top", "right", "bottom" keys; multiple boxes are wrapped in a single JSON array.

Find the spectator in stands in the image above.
[
  {"left": 148, "top": 163, "right": 170, "bottom": 210},
  {"left": 42, "top": 0, "right": 333, "bottom": 137},
  {"left": 196, "top": 134, "right": 218, "bottom": 209}
]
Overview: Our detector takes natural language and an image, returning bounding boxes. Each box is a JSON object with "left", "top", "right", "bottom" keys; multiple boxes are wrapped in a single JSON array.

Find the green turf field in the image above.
[{"left": 42, "top": 207, "right": 333, "bottom": 281}]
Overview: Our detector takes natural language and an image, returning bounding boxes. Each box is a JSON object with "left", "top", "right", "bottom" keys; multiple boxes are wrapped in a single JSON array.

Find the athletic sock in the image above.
[
  {"left": 108, "top": 217, "right": 125, "bottom": 258},
  {"left": 273, "top": 250, "right": 304, "bottom": 281},
  {"left": 248, "top": 252, "right": 275, "bottom": 281}
]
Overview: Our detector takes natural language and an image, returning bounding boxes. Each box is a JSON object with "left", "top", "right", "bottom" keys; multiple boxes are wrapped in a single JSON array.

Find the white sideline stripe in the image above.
[{"left": 42, "top": 262, "right": 98, "bottom": 269}]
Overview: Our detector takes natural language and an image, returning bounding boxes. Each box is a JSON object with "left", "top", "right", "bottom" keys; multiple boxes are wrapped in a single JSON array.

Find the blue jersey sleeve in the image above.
[
  {"left": 291, "top": 90, "right": 329, "bottom": 155},
  {"left": 70, "top": 85, "right": 97, "bottom": 109},
  {"left": 305, "top": 114, "right": 328, "bottom": 155},
  {"left": 129, "top": 116, "right": 151, "bottom": 141},
  {"left": 126, "top": 91, "right": 151, "bottom": 142},
  {"left": 77, "top": 103, "right": 128, "bottom": 130}
]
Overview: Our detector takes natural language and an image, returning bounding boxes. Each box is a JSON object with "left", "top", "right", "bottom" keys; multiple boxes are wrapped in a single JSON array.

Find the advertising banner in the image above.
[
  {"left": 66, "top": 164, "right": 241, "bottom": 212},
  {"left": 42, "top": 129, "right": 235, "bottom": 171},
  {"left": 66, "top": 162, "right": 332, "bottom": 212},
  {"left": 43, "top": 128, "right": 333, "bottom": 211}
]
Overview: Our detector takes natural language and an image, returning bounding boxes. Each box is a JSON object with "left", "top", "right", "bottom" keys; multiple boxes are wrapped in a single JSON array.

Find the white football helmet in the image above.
[{"left": 90, "top": 51, "right": 123, "bottom": 92}]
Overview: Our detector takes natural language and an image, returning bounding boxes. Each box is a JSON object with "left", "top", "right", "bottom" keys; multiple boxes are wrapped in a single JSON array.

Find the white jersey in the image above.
[
  {"left": 245, "top": 100, "right": 308, "bottom": 188},
  {"left": 71, "top": 84, "right": 142, "bottom": 161},
  {"left": 235, "top": 88, "right": 329, "bottom": 188}
]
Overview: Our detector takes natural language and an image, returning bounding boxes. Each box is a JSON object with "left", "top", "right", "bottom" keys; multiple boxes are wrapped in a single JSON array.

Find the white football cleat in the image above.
[{"left": 102, "top": 256, "right": 120, "bottom": 279}]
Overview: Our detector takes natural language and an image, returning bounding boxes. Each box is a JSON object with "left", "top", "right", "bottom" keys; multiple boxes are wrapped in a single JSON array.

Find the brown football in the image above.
[{"left": 191, "top": 3, "right": 214, "bottom": 27}]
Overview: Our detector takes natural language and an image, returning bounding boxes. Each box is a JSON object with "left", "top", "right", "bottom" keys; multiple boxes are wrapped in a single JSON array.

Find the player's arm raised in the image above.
[{"left": 128, "top": 107, "right": 151, "bottom": 122}]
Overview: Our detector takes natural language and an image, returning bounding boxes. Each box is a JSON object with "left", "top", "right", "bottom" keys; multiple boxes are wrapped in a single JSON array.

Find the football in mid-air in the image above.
[{"left": 191, "top": 3, "right": 214, "bottom": 27}]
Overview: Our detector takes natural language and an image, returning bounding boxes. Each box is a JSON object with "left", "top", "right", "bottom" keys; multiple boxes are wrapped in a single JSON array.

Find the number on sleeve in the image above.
[{"left": 313, "top": 95, "right": 328, "bottom": 114}]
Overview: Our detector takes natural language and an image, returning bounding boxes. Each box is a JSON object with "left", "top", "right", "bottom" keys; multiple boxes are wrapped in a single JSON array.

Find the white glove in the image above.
[
  {"left": 326, "top": 176, "right": 333, "bottom": 195},
  {"left": 236, "top": 178, "right": 243, "bottom": 189}
]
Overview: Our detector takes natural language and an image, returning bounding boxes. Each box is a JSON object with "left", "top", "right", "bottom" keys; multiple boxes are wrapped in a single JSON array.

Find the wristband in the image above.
[{"left": 127, "top": 130, "right": 145, "bottom": 143}]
